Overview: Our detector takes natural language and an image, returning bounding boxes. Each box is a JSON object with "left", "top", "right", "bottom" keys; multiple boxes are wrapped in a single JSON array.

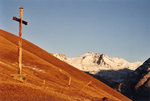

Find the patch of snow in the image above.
[{"left": 22, "top": 64, "right": 45, "bottom": 73}]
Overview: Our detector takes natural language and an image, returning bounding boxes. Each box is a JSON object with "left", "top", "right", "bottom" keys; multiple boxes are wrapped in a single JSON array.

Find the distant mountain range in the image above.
[
  {"left": 53, "top": 52, "right": 150, "bottom": 101},
  {"left": 53, "top": 52, "right": 142, "bottom": 83}
]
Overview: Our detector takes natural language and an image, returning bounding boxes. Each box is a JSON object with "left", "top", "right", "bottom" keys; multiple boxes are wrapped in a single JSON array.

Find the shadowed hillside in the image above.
[
  {"left": 0, "top": 29, "right": 131, "bottom": 101},
  {"left": 121, "top": 58, "right": 150, "bottom": 101},
  {"left": 86, "top": 68, "right": 133, "bottom": 90}
]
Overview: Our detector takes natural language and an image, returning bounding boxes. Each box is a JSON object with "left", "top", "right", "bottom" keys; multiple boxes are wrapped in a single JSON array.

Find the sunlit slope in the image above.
[{"left": 0, "top": 29, "right": 131, "bottom": 101}]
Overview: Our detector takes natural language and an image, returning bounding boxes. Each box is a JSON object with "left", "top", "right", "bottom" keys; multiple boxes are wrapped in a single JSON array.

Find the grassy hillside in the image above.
[{"left": 0, "top": 29, "right": 131, "bottom": 101}]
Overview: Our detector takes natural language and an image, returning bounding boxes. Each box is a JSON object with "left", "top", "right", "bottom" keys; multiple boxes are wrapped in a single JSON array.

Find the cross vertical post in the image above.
[
  {"left": 12, "top": 7, "right": 28, "bottom": 81},
  {"left": 18, "top": 7, "right": 23, "bottom": 75},
  {"left": 13, "top": 7, "right": 28, "bottom": 75}
]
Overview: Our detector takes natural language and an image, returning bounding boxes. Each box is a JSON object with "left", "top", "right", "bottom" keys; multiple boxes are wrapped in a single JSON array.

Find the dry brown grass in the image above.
[
  {"left": 0, "top": 29, "right": 131, "bottom": 101},
  {"left": 0, "top": 81, "right": 70, "bottom": 101}
]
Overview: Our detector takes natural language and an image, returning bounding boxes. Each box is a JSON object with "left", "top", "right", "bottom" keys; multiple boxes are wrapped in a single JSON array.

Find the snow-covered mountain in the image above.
[{"left": 53, "top": 52, "right": 142, "bottom": 83}]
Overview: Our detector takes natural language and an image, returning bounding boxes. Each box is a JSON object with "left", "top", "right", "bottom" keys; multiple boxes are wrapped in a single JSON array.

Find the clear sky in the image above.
[{"left": 0, "top": 0, "right": 150, "bottom": 62}]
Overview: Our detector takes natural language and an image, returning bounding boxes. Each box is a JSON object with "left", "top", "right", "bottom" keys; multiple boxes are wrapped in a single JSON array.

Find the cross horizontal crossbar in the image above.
[{"left": 13, "top": 17, "right": 28, "bottom": 25}]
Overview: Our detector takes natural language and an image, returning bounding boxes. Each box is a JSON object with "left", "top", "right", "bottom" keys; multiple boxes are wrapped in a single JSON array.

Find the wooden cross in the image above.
[{"left": 13, "top": 7, "right": 28, "bottom": 75}]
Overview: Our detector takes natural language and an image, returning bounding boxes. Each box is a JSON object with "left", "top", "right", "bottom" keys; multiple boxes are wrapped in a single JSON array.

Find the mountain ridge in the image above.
[
  {"left": 53, "top": 52, "right": 142, "bottom": 83},
  {"left": 53, "top": 52, "right": 142, "bottom": 71}
]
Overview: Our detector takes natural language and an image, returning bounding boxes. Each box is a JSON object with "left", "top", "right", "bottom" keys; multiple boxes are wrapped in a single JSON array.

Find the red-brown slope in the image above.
[{"left": 0, "top": 29, "right": 131, "bottom": 101}]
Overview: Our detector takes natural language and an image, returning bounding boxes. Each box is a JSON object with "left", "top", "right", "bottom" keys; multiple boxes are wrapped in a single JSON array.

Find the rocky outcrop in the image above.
[{"left": 121, "top": 58, "right": 150, "bottom": 101}]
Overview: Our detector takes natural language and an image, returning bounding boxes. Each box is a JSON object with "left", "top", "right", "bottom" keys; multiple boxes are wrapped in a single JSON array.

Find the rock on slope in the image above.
[
  {"left": 53, "top": 52, "right": 142, "bottom": 84},
  {"left": 121, "top": 58, "right": 150, "bottom": 101},
  {"left": 0, "top": 29, "right": 131, "bottom": 101}
]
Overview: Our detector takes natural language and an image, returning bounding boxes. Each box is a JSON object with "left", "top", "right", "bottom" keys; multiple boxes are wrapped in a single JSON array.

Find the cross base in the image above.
[{"left": 11, "top": 74, "right": 27, "bottom": 82}]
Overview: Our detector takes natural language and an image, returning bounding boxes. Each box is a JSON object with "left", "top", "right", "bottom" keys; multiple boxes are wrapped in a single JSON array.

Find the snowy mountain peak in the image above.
[
  {"left": 53, "top": 52, "right": 142, "bottom": 71},
  {"left": 81, "top": 52, "right": 101, "bottom": 64},
  {"left": 53, "top": 52, "right": 142, "bottom": 83}
]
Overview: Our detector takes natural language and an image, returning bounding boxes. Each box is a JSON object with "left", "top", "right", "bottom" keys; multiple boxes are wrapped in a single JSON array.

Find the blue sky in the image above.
[{"left": 0, "top": 0, "right": 150, "bottom": 62}]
